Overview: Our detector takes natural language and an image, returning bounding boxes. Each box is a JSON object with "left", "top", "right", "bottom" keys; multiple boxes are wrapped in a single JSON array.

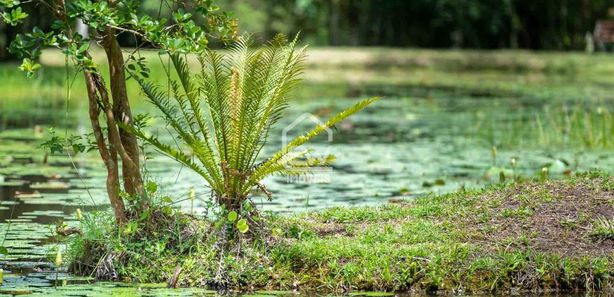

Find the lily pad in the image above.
[
  {"left": 30, "top": 181, "right": 70, "bottom": 190},
  {"left": 349, "top": 292, "right": 395, "bottom": 297},
  {"left": 0, "top": 180, "right": 26, "bottom": 187},
  {"left": 0, "top": 288, "right": 33, "bottom": 295},
  {"left": 15, "top": 191, "right": 42, "bottom": 199}
]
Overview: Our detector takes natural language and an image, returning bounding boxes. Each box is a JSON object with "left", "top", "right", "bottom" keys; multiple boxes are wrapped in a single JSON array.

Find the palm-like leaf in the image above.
[{"left": 132, "top": 36, "right": 380, "bottom": 209}]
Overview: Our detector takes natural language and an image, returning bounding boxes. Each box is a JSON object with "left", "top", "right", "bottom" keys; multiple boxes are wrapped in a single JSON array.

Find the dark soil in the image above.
[{"left": 471, "top": 177, "right": 614, "bottom": 256}]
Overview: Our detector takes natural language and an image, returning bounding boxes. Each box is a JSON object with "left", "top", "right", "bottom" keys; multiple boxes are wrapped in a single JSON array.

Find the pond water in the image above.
[{"left": 1, "top": 52, "right": 614, "bottom": 295}]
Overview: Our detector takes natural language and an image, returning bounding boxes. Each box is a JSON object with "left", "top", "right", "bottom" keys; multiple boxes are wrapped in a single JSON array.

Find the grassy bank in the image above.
[{"left": 66, "top": 172, "right": 613, "bottom": 295}]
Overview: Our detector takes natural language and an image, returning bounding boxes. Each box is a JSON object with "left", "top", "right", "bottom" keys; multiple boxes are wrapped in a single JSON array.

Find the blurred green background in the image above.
[{"left": 2, "top": 0, "right": 614, "bottom": 59}]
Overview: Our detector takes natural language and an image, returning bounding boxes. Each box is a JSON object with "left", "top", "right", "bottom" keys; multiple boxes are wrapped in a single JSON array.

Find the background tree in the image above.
[
  {"left": 0, "top": 0, "right": 235, "bottom": 224},
  {"left": 0, "top": 2, "right": 53, "bottom": 60},
  {"left": 223, "top": 0, "right": 613, "bottom": 50},
  {"left": 2, "top": 0, "right": 611, "bottom": 56}
]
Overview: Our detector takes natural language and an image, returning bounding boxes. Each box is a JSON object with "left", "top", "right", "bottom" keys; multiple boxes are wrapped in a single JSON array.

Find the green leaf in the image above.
[
  {"left": 2, "top": 7, "right": 28, "bottom": 25},
  {"left": 71, "top": 141, "right": 86, "bottom": 153},
  {"left": 40, "top": 128, "right": 64, "bottom": 154},
  {"left": 18, "top": 58, "right": 40, "bottom": 78},
  {"left": 122, "top": 222, "right": 138, "bottom": 235},
  {"left": 243, "top": 201, "right": 253, "bottom": 212},
  {"left": 227, "top": 211, "right": 238, "bottom": 222},
  {"left": 78, "top": 42, "right": 89, "bottom": 53},
  {"left": 82, "top": 58, "right": 98, "bottom": 71},
  {"left": 146, "top": 180, "right": 158, "bottom": 193},
  {"left": 0, "top": 246, "right": 8, "bottom": 255},
  {"left": 139, "top": 209, "right": 151, "bottom": 221},
  {"left": 499, "top": 171, "right": 506, "bottom": 183},
  {"left": 271, "top": 228, "right": 283, "bottom": 237},
  {"left": 0, "top": 0, "right": 19, "bottom": 8},
  {"left": 237, "top": 219, "right": 249, "bottom": 233}
]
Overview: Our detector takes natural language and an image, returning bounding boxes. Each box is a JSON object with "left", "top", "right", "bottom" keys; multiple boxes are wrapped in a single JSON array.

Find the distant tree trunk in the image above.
[
  {"left": 328, "top": 0, "right": 340, "bottom": 45},
  {"left": 506, "top": 0, "right": 520, "bottom": 49},
  {"left": 561, "top": 0, "right": 569, "bottom": 48},
  {"left": 0, "top": 24, "right": 9, "bottom": 60}
]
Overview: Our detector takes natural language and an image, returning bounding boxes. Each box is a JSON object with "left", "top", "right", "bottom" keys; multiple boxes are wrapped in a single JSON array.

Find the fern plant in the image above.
[{"left": 129, "top": 36, "right": 379, "bottom": 215}]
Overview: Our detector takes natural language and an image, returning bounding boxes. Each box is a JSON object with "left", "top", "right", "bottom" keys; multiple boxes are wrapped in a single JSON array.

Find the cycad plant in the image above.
[{"left": 129, "top": 36, "right": 379, "bottom": 217}]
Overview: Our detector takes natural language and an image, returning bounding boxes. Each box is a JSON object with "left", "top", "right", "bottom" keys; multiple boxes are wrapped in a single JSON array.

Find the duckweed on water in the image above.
[{"left": 64, "top": 172, "right": 613, "bottom": 295}]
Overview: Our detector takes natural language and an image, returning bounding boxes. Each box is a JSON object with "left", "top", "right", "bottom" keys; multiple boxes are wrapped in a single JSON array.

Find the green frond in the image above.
[
  {"left": 199, "top": 50, "right": 231, "bottom": 162},
  {"left": 241, "top": 41, "right": 307, "bottom": 170},
  {"left": 124, "top": 125, "right": 215, "bottom": 187},
  {"left": 134, "top": 69, "right": 224, "bottom": 190},
  {"left": 169, "top": 54, "right": 222, "bottom": 182},
  {"left": 136, "top": 77, "right": 190, "bottom": 135},
  {"left": 132, "top": 35, "right": 379, "bottom": 206},
  {"left": 243, "top": 96, "right": 380, "bottom": 193}
]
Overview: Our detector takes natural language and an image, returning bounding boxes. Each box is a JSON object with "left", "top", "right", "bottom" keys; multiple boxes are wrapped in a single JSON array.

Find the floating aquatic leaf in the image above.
[
  {"left": 15, "top": 191, "right": 42, "bottom": 199},
  {"left": 30, "top": 181, "right": 70, "bottom": 190},
  {"left": 349, "top": 292, "right": 395, "bottom": 297},
  {"left": 253, "top": 291, "right": 294, "bottom": 296},
  {"left": 0, "top": 288, "right": 33, "bottom": 295},
  {"left": 0, "top": 180, "right": 26, "bottom": 187}
]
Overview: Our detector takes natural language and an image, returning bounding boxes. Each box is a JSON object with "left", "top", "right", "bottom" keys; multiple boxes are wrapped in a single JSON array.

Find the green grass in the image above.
[
  {"left": 65, "top": 172, "right": 614, "bottom": 295},
  {"left": 474, "top": 100, "right": 614, "bottom": 149},
  {"left": 592, "top": 217, "right": 614, "bottom": 240}
]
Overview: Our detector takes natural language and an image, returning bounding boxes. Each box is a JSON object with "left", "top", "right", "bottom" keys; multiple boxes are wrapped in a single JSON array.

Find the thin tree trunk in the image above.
[
  {"left": 51, "top": 0, "right": 139, "bottom": 224},
  {"left": 84, "top": 71, "right": 128, "bottom": 224},
  {"left": 101, "top": 29, "right": 146, "bottom": 206}
]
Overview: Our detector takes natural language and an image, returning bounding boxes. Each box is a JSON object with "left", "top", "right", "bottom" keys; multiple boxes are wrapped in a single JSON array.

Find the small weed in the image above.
[
  {"left": 559, "top": 218, "right": 578, "bottom": 230},
  {"left": 501, "top": 207, "right": 533, "bottom": 218},
  {"left": 591, "top": 217, "right": 614, "bottom": 240}
]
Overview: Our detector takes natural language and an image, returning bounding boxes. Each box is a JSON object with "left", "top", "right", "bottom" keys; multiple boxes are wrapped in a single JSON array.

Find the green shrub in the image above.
[{"left": 128, "top": 36, "right": 379, "bottom": 229}]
